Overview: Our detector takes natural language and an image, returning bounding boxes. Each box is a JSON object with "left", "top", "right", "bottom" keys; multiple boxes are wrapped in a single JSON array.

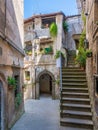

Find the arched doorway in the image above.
[
  {"left": 0, "top": 81, "right": 4, "bottom": 130},
  {"left": 36, "top": 70, "right": 55, "bottom": 99},
  {"left": 39, "top": 74, "right": 52, "bottom": 96}
]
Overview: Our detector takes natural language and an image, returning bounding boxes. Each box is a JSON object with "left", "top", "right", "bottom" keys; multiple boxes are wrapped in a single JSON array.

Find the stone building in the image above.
[
  {"left": 76, "top": 0, "right": 98, "bottom": 129},
  {"left": 24, "top": 12, "right": 82, "bottom": 100},
  {"left": 0, "top": 0, "right": 24, "bottom": 129}
]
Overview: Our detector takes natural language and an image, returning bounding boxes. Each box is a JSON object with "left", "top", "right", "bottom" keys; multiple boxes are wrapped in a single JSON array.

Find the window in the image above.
[
  {"left": 41, "top": 17, "right": 55, "bottom": 28},
  {"left": 14, "top": 75, "right": 20, "bottom": 98},
  {"left": 25, "top": 71, "right": 30, "bottom": 81}
]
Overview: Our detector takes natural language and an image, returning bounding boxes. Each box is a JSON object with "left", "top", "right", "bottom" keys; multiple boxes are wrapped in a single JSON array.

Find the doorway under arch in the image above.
[
  {"left": 39, "top": 73, "right": 52, "bottom": 96},
  {"left": 36, "top": 70, "right": 55, "bottom": 99}
]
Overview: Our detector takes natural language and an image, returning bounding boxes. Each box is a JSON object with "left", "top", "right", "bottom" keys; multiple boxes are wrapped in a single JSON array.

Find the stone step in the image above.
[
  {"left": 62, "top": 79, "right": 87, "bottom": 82},
  {"left": 62, "top": 85, "right": 87, "bottom": 88},
  {"left": 62, "top": 75, "right": 86, "bottom": 78},
  {"left": 62, "top": 92, "right": 89, "bottom": 98},
  {"left": 61, "top": 103, "right": 91, "bottom": 112},
  {"left": 62, "top": 69, "right": 84, "bottom": 72},
  {"left": 62, "top": 82, "right": 87, "bottom": 86},
  {"left": 62, "top": 72, "right": 86, "bottom": 75},
  {"left": 60, "top": 118, "right": 93, "bottom": 129},
  {"left": 60, "top": 126, "right": 92, "bottom": 130},
  {"left": 62, "top": 67, "right": 80, "bottom": 69},
  {"left": 62, "top": 87, "right": 88, "bottom": 93},
  {"left": 60, "top": 110, "right": 92, "bottom": 120},
  {"left": 61, "top": 97, "right": 90, "bottom": 105}
]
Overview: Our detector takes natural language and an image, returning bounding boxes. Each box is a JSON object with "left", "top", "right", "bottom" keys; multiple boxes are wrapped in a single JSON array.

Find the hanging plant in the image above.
[
  {"left": 7, "top": 76, "right": 16, "bottom": 90},
  {"left": 49, "top": 22, "right": 58, "bottom": 37},
  {"left": 54, "top": 50, "right": 65, "bottom": 59},
  {"left": 86, "top": 49, "right": 92, "bottom": 57},
  {"left": 63, "top": 21, "right": 68, "bottom": 32}
]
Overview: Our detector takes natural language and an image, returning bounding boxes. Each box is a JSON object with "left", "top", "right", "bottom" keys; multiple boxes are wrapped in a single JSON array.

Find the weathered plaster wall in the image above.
[
  {"left": 0, "top": 0, "right": 24, "bottom": 129},
  {"left": 66, "top": 16, "right": 82, "bottom": 50}
]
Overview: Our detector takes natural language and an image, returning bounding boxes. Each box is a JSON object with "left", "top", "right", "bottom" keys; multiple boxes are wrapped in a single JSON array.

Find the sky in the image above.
[{"left": 24, "top": 0, "right": 78, "bottom": 19}]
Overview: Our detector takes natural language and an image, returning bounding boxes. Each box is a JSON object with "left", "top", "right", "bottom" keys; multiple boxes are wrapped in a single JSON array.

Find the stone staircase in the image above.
[
  {"left": 67, "top": 50, "right": 76, "bottom": 67},
  {"left": 60, "top": 51, "right": 93, "bottom": 130}
]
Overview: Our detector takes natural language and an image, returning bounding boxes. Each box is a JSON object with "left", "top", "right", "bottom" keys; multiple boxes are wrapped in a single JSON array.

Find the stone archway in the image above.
[
  {"left": 36, "top": 70, "right": 55, "bottom": 99},
  {"left": 39, "top": 73, "right": 52, "bottom": 96},
  {"left": 0, "top": 81, "right": 4, "bottom": 130}
]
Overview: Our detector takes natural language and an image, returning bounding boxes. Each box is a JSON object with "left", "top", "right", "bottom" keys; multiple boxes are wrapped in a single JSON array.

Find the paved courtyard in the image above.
[
  {"left": 11, "top": 95, "right": 60, "bottom": 130},
  {"left": 11, "top": 95, "right": 89, "bottom": 130}
]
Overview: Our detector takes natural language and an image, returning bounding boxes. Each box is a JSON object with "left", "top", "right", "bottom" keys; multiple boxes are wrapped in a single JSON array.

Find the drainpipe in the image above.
[{"left": 60, "top": 53, "right": 62, "bottom": 91}]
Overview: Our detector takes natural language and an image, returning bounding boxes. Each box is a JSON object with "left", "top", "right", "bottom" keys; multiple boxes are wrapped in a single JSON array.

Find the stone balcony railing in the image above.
[
  {"left": 24, "top": 53, "right": 55, "bottom": 65},
  {"left": 36, "top": 54, "right": 55, "bottom": 64},
  {"left": 36, "top": 28, "right": 50, "bottom": 38},
  {"left": 24, "top": 33, "right": 33, "bottom": 42},
  {"left": 24, "top": 28, "right": 50, "bottom": 42}
]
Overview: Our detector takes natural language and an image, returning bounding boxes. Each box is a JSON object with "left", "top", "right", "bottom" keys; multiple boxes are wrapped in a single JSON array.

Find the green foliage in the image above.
[
  {"left": 49, "top": 22, "right": 58, "bottom": 37},
  {"left": 55, "top": 79, "right": 60, "bottom": 85},
  {"left": 79, "top": 30, "right": 86, "bottom": 47},
  {"left": 82, "top": 11, "right": 86, "bottom": 26},
  {"left": 7, "top": 76, "right": 16, "bottom": 89},
  {"left": 54, "top": 50, "right": 61, "bottom": 59},
  {"left": 54, "top": 50, "right": 65, "bottom": 59},
  {"left": 75, "top": 47, "right": 87, "bottom": 67},
  {"left": 63, "top": 21, "right": 68, "bottom": 32},
  {"left": 41, "top": 46, "right": 53, "bottom": 55},
  {"left": 15, "top": 93, "right": 22, "bottom": 108},
  {"left": 26, "top": 50, "right": 32, "bottom": 55},
  {"left": 75, "top": 30, "right": 86, "bottom": 67}
]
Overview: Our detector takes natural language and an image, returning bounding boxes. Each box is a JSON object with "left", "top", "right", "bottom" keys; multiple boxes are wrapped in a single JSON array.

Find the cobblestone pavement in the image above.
[{"left": 11, "top": 95, "right": 60, "bottom": 130}]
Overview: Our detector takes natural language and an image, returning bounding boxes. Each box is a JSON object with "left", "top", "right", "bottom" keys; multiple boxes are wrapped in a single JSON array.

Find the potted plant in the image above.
[
  {"left": 86, "top": 49, "right": 92, "bottom": 57},
  {"left": 7, "top": 76, "right": 16, "bottom": 90},
  {"left": 25, "top": 76, "right": 30, "bottom": 81},
  {"left": 75, "top": 47, "right": 86, "bottom": 70}
]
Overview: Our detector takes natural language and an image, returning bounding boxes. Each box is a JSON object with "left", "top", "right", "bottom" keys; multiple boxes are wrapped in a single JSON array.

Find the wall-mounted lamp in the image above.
[
  {"left": 85, "top": 12, "right": 89, "bottom": 16},
  {"left": 84, "top": 39, "right": 89, "bottom": 49}
]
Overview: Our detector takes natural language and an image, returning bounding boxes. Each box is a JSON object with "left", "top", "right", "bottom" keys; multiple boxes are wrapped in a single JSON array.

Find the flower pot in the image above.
[
  {"left": 8, "top": 85, "right": 14, "bottom": 90},
  {"left": 86, "top": 52, "right": 92, "bottom": 57}
]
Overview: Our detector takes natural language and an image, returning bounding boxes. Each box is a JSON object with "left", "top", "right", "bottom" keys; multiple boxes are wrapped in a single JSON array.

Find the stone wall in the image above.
[
  {"left": 0, "top": 0, "right": 24, "bottom": 129},
  {"left": 83, "top": 1, "right": 98, "bottom": 129},
  {"left": 0, "top": 0, "right": 6, "bottom": 37},
  {"left": 66, "top": 15, "right": 82, "bottom": 50}
]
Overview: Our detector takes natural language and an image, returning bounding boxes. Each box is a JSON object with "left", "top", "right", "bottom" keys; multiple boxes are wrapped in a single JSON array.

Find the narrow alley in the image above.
[
  {"left": 11, "top": 95, "right": 60, "bottom": 130},
  {"left": 11, "top": 95, "right": 92, "bottom": 130}
]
